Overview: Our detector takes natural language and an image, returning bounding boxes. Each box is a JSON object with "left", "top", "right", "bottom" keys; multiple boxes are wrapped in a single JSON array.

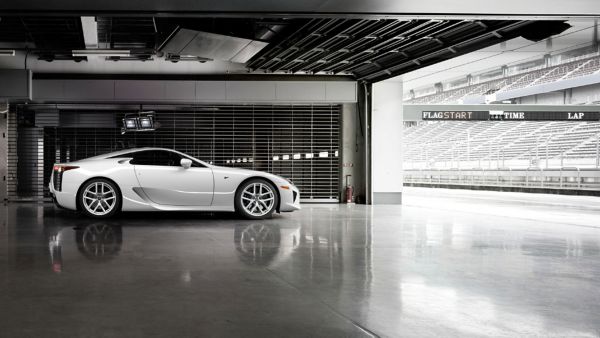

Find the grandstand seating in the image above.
[
  {"left": 406, "top": 54, "right": 600, "bottom": 104},
  {"left": 403, "top": 121, "right": 600, "bottom": 168}
]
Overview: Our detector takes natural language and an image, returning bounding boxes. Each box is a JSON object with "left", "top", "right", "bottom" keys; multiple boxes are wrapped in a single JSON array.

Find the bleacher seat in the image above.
[
  {"left": 404, "top": 121, "right": 600, "bottom": 167},
  {"left": 406, "top": 54, "right": 600, "bottom": 104}
]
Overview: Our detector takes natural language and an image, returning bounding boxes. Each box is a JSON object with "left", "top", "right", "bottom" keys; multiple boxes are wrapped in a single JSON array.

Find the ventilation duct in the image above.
[{"left": 159, "top": 28, "right": 268, "bottom": 63}]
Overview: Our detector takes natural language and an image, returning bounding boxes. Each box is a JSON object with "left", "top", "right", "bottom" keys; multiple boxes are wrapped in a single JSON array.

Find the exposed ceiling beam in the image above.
[{"left": 357, "top": 21, "right": 534, "bottom": 82}]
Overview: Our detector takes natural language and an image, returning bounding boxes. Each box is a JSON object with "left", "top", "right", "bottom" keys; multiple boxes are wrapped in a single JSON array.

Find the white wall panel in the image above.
[
  {"left": 225, "top": 81, "right": 276, "bottom": 101},
  {"left": 165, "top": 81, "right": 196, "bottom": 101},
  {"left": 65, "top": 80, "right": 114, "bottom": 101},
  {"left": 276, "top": 82, "right": 326, "bottom": 101},
  {"left": 326, "top": 82, "right": 357, "bottom": 102},
  {"left": 33, "top": 79, "right": 356, "bottom": 104},
  {"left": 33, "top": 80, "right": 64, "bottom": 101},
  {"left": 372, "top": 81, "right": 403, "bottom": 203},
  {"left": 196, "top": 81, "right": 227, "bottom": 101},
  {"left": 115, "top": 80, "right": 164, "bottom": 101}
]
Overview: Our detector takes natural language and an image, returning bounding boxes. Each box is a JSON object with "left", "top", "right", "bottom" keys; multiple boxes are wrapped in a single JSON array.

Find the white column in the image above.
[{"left": 371, "top": 81, "right": 403, "bottom": 204}]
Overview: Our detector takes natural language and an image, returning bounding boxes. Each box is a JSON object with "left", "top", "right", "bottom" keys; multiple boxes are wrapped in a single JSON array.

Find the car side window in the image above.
[
  {"left": 129, "top": 151, "right": 158, "bottom": 165},
  {"left": 130, "top": 150, "right": 204, "bottom": 167},
  {"left": 156, "top": 151, "right": 180, "bottom": 166}
]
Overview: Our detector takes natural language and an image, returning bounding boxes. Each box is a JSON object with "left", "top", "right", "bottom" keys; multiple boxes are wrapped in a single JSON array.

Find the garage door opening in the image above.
[{"left": 10, "top": 104, "right": 340, "bottom": 202}]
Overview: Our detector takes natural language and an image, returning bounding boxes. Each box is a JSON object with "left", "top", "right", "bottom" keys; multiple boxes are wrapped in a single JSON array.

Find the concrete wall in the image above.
[
  {"left": 371, "top": 81, "right": 403, "bottom": 204},
  {"left": 571, "top": 83, "right": 600, "bottom": 104},
  {"left": 515, "top": 83, "right": 600, "bottom": 105}
]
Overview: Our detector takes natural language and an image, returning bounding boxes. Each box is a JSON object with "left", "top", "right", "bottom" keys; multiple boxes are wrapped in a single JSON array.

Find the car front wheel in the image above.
[
  {"left": 235, "top": 179, "right": 278, "bottom": 219},
  {"left": 78, "top": 179, "right": 121, "bottom": 218}
]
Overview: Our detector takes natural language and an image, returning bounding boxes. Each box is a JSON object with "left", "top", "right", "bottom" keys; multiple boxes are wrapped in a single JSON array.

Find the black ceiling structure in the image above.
[
  {"left": 247, "top": 19, "right": 559, "bottom": 82},
  {"left": 0, "top": 16, "right": 299, "bottom": 63},
  {"left": 0, "top": 16, "right": 86, "bottom": 61},
  {"left": 0, "top": 0, "right": 597, "bottom": 17},
  {"left": 0, "top": 14, "right": 571, "bottom": 83}
]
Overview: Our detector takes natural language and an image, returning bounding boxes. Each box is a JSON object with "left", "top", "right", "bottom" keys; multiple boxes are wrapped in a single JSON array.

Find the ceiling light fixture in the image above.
[
  {"left": 0, "top": 49, "right": 16, "bottom": 56},
  {"left": 165, "top": 54, "right": 212, "bottom": 63},
  {"left": 72, "top": 49, "right": 130, "bottom": 57}
]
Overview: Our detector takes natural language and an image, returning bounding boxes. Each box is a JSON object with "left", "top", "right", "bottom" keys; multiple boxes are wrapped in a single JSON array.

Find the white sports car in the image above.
[{"left": 49, "top": 147, "right": 300, "bottom": 219}]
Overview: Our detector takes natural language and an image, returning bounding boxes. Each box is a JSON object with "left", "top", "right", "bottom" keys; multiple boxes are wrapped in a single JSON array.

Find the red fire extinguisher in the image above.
[{"left": 345, "top": 175, "right": 354, "bottom": 203}]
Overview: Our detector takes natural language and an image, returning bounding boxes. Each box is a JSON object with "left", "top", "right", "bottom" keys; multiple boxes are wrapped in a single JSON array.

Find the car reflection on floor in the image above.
[
  {"left": 42, "top": 218, "right": 291, "bottom": 272},
  {"left": 44, "top": 222, "right": 123, "bottom": 272},
  {"left": 234, "top": 224, "right": 281, "bottom": 266},
  {"left": 75, "top": 223, "right": 123, "bottom": 261}
]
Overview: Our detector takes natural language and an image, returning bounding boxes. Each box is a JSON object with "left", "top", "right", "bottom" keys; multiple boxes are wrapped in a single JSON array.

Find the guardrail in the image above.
[{"left": 404, "top": 167, "right": 600, "bottom": 191}]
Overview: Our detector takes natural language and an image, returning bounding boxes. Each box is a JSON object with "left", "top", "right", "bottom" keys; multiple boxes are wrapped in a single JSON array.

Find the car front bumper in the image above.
[{"left": 279, "top": 185, "right": 301, "bottom": 212}]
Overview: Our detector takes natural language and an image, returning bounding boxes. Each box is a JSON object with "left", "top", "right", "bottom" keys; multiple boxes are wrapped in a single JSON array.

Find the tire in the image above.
[
  {"left": 78, "top": 178, "right": 121, "bottom": 219},
  {"left": 76, "top": 223, "right": 123, "bottom": 260},
  {"left": 235, "top": 179, "right": 279, "bottom": 220}
]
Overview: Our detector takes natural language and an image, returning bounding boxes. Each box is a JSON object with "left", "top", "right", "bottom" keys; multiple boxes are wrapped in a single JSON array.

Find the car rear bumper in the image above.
[{"left": 49, "top": 180, "right": 77, "bottom": 211}]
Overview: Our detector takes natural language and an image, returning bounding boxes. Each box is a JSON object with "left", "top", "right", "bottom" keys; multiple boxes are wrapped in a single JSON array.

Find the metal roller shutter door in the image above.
[{"left": 13, "top": 104, "right": 340, "bottom": 202}]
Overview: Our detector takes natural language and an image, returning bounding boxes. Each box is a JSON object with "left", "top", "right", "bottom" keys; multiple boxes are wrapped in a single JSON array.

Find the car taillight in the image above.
[
  {"left": 53, "top": 165, "right": 79, "bottom": 191},
  {"left": 53, "top": 165, "right": 79, "bottom": 173}
]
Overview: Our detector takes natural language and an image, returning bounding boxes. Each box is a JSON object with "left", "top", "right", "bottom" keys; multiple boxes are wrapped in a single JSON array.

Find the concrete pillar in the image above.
[
  {"left": 371, "top": 81, "right": 403, "bottom": 204},
  {"left": 501, "top": 65, "right": 509, "bottom": 78},
  {"left": 0, "top": 106, "right": 6, "bottom": 202}
]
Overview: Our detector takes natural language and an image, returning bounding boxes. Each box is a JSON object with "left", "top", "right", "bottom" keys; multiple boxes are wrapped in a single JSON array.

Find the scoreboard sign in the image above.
[
  {"left": 499, "top": 111, "right": 600, "bottom": 121},
  {"left": 422, "top": 111, "right": 490, "bottom": 120},
  {"left": 422, "top": 110, "right": 600, "bottom": 121}
]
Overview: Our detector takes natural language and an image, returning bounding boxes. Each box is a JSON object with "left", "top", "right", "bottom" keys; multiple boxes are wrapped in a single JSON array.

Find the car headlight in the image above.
[{"left": 280, "top": 176, "right": 294, "bottom": 186}]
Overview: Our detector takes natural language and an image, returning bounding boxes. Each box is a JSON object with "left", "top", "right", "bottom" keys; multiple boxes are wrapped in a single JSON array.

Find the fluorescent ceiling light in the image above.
[
  {"left": 282, "top": 155, "right": 290, "bottom": 160},
  {"left": 293, "top": 154, "right": 301, "bottom": 160},
  {"left": 305, "top": 153, "right": 313, "bottom": 159},
  {"left": 319, "top": 152, "right": 328, "bottom": 158},
  {"left": 273, "top": 156, "right": 279, "bottom": 161},
  {"left": 0, "top": 50, "right": 16, "bottom": 56},
  {"left": 72, "top": 49, "right": 130, "bottom": 57}
]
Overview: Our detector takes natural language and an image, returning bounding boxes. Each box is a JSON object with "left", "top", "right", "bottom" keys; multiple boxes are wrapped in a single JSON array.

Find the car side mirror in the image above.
[{"left": 180, "top": 158, "right": 192, "bottom": 169}]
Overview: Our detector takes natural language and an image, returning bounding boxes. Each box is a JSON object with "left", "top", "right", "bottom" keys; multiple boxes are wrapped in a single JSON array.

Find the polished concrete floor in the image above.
[{"left": 1, "top": 187, "right": 600, "bottom": 337}]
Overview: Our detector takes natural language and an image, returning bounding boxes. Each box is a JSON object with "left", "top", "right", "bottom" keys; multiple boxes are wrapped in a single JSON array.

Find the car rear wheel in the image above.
[
  {"left": 235, "top": 179, "right": 278, "bottom": 219},
  {"left": 78, "top": 179, "right": 121, "bottom": 218}
]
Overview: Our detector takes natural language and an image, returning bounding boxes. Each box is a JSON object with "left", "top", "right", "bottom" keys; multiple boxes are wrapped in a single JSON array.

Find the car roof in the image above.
[{"left": 82, "top": 148, "right": 194, "bottom": 160}]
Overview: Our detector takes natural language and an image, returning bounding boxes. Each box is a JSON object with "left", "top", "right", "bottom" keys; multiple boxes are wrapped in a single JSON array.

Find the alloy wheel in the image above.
[
  {"left": 82, "top": 182, "right": 117, "bottom": 216},
  {"left": 241, "top": 182, "right": 275, "bottom": 217}
]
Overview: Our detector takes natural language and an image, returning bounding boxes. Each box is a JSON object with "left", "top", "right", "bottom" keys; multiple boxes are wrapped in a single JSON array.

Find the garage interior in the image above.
[{"left": 1, "top": 1, "right": 600, "bottom": 337}]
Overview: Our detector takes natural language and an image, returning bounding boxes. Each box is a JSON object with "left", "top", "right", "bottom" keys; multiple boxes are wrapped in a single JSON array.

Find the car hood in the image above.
[{"left": 210, "top": 166, "right": 290, "bottom": 184}]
